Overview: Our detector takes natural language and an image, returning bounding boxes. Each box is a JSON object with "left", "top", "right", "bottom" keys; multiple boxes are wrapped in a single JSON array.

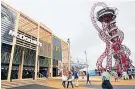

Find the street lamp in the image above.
[
  {"left": 67, "top": 38, "right": 71, "bottom": 71},
  {"left": 84, "top": 51, "right": 88, "bottom": 74}
]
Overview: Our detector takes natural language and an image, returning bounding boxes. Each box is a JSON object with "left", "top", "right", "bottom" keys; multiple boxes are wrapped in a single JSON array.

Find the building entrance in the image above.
[
  {"left": 53, "top": 67, "right": 58, "bottom": 77},
  {"left": 1, "top": 64, "right": 9, "bottom": 80},
  {"left": 22, "top": 66, "right": 34, "bottom": 79},
  {"left": 39, "top": 67, "right": 48, "bottom": 78},
  {"left": 11, "top": 65, "right": 19, "bottom": 79}
]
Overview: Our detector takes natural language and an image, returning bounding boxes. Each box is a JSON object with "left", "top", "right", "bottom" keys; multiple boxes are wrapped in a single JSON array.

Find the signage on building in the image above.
[
  {"left": 8, "top": 30, "right": 42, "bottom": 46},
  {"left": 55, "top": 46, "right": 60, "bottom": 52},
  {"left": 53, "top": 35, "right": 62, "bottom": 60}
]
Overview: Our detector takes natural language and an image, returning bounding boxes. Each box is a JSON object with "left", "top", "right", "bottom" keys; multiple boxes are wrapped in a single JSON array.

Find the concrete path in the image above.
[
  {"left": 2, "top": 76, "right": 135, "bottom": 89},
  {"left": 80, "top": 84, "right": 135, "bottom": 89},
  {"left": 8, "top": 84, "right": 58, "bottom": 89},
  {"left": 1, "top": 78, "right": 48, "bottom": 89},
  {"left": 7, "top": 83, "right": 135, "bottom": 89}
]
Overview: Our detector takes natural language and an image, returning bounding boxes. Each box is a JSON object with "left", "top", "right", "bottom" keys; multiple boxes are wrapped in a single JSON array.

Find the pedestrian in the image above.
[
  {"left": 74, "top": 71, "right": 79, "bottom": 87},
  {"left": 117, "top": 71, "right": 121, "bottom": 79},
  {"left": 112, "top": 71, "right": 118, "bottom": 82},
  {"left": 118, "top": 69, "right": 123, "bottom": 79},
  {"left": 132, "top": 69, "right": 135, "bottom": 79},
  {"left": 67, "top": 72, "right": 74, "bottom": 88},
  {"left": 122, "top": 70, "right": 127, "bottom": 80},
  {"left": 86, "top": 72, "right": 91, "bottom": 84},
  {"left": 127, "top": 69, "right": 132, "bottom": 80},
  {"left": 62, "top": 72, "right": 67, "bottom": 89},
  {"left": 101, "top": 69, "right": 113, "bottom": 89},
  {"left": 32, "top": 71, "right": 35, "bottom": 80}
]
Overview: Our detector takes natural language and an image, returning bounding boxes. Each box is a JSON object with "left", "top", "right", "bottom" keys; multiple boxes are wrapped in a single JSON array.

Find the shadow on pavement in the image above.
[
  {"left": 80, "top": 84, "right": 135, "bottom": 89},
  {"left": 8, "top": 84, "right": 58, "bottom": 89}
]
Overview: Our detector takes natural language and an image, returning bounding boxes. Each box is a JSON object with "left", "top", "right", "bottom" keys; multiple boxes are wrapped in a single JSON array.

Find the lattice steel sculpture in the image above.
[{"left": 91, "top": 2, "right": 132, "bottom": 71}]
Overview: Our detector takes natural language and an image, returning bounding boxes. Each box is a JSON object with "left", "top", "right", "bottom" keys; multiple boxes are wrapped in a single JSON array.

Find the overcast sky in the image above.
[{"left": 3, "top": 0, "right": 135, "bottom": 69}]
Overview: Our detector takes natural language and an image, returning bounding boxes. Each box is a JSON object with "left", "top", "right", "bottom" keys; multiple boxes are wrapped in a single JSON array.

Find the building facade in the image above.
[{"left": 1, "top": 2, "right": 70, "bottom": 81}]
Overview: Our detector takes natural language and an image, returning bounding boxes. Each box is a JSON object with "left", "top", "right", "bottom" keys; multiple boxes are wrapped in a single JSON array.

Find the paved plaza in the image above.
[
  {"left": 80, "top": 85, "right": 135, "bottom": 89},
  {"left": 3, "top": 76, "right": 135, "bottom": 89},
  {"left": 43, "top": 78, "right": 135, "bottom": 89},
  {"left": 9, "top": 84, "right": 135, "bottom": 89}
]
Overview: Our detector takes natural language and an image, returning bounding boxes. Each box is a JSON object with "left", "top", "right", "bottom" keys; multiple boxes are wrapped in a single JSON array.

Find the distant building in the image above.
[{"left": 71, "top": 61, "right": 89, "bottom": 72}]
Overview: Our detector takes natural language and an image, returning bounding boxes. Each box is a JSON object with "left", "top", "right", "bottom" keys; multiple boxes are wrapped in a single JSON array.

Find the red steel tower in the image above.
[{"left": 91, "top": 2, "right": 132, "bottom": 71}]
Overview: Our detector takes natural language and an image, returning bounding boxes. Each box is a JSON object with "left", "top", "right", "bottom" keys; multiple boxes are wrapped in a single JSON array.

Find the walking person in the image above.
[
  {"left": 74, "top": 71, "right": 79, "bottom": 87},
  {"left": 127, "top": 69, "right": 132, "bottom": 80},
  {"left": 101, "top": 69, "right": 113, "bottom": 89},
  {"left": 86, "top": 72, "right": 91, "bottom": 84},
  {"left": 67, "top": 72, "right": 74, "bottom": 88},
  {"left": 118, "top": 69, "right": 122, "bottom": 79},
  {"left": 62, "top": 72, "right": 67, "bottom": 89},
  {"left": 112, "top": 71, "right": 119, "bottom": 82},
  {"left": 122, "top": 70, "right": 127, "bottom": 80},
  {"left": 32, "top": 71, "right": 35, "bottom": 80},
  {"left": 117, "top": 71, "right": 121, "bottom": 79},
  {"left": 132, "top": 70, "right": 135, "bottom": 79}
]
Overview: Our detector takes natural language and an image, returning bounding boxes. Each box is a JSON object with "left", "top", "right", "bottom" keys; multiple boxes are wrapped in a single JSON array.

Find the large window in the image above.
[
  {"left": 1, "top": 43, "right": 12, "bottom": 64},
  {"left": 39, "top": 56, "right": 50, "bottom": 67}
]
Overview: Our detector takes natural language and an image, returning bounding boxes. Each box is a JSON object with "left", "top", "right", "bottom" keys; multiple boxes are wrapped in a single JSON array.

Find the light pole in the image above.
[
  {"left": 67, "top": 38, "right": 71, "bottom": 71},
  {"left": 84, "top": 51, "right": 88, "bottom": 74}
]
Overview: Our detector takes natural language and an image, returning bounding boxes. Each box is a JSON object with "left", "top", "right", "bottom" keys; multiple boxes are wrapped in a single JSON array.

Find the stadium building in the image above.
[{"left": 1, "top": 2, "right": 70, "bottom": 81}]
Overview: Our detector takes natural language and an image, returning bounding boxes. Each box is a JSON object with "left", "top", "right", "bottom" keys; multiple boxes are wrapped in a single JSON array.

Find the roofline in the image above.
[
  {"left": 40, "top": 23, "right": 52, "bottom": 34},
  {"left": 61, "top": 39, "right": 68, "bottom": 45},
  {"left": 2, "top": 1, "right": 52, "bottom": 35},
  {"left": 52, "top": 34, "right": 68, "bottom": 45},
  {"left": 20, "top": 12, "right": 38, "bottom": 25},
  {"left": 2, "top": 1, "right": 68, "bottom": 44},
  {"left": 1, "top": 1, "right": 18, "bottom": 13}
]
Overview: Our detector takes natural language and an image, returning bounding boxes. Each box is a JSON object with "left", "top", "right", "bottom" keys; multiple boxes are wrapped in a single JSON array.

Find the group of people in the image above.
[
  {"left": 121, "top": 69, "right": 135, "bottom": 80},
  {"left": 112, "top": 69, "right": 135, "bottom": 81},
  {"left": 61, "top": 69, "right": 135, "bottom": 89},
  {"left": 62, "top": 72, "right": 74, "bottom": 89},
  {"left": 61, "top": 69, "right": 113, "bottom": 89},
  {"left": 62, "top": 71, "right": 91, "bottom": 89}
]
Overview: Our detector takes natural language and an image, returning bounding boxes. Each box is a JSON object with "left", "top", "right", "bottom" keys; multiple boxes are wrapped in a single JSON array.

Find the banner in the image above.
[
  {"left": 1, "top": 4, "right": 17, "bottom": 45},
  {"left": 52, "top": 35, "right": 62, "bottom": 60}
]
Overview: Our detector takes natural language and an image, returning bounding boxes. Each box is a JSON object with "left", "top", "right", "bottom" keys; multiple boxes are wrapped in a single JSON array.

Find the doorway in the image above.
[
  {"left": 22, "top": 66, "right": 34, "bottom": 79},
  {"left": 39, "top": 67, "right": 48, "bottom": 77},
  {"left": 53, "top": 68, "right": 58, "bottom": 77},
  {"left": 1, "top": 64, "right": 9, "bottom": 80},
  {"left": 11, "top": 65, "right": 19, "bottom": 79}
]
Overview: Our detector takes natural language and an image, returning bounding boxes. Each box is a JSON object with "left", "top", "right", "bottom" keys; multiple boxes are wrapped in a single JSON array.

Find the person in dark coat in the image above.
[
  {"left": 102, "top": 69, "right": 113, "bottom": 89},
  {"left": 32, "top": 71, "right": 35, "bottom": 80},
  {"left": 86, "top": 72, "right": 91, "bottom": 84}
]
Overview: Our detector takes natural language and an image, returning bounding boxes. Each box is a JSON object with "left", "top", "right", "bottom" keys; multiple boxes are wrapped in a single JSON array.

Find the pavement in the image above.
[
  {"left": 8, "top": 84, "right": 135, "bottom": 89},
  {"left": 9, "top": 84, "right": 58, "bottom": 89},
  {"left": 80, "top": 84, "right": 135, "bottom": 89},
  {"left": 1, "top": 78, "right": 48, "bottom": 89},
  {"left": 2, "top": 76, "right": 135, "bottom": 89},
  {"left": 39, "top": 77, "right": 135, "bottom": 89}
]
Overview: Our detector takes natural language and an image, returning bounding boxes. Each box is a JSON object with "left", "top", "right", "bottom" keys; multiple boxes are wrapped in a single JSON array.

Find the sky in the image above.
[{"left": 2, "top": 0, "right": 135, "bottom": 69}]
